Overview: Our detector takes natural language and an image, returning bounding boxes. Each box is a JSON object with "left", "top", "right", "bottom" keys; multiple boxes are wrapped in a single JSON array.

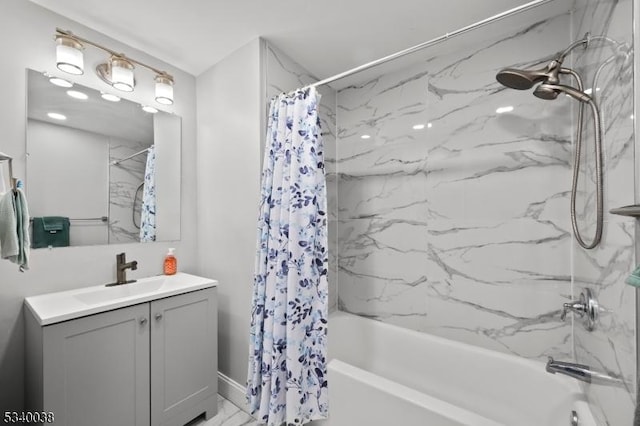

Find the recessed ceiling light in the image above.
[
  {"left": 360, "top": 134, "right": 371, "bottom": 139},
  {"left": 66, "top": 90, "right": 88, "bottom": 100},
  {"left": 427, "top": 123, "right": 433, "bottom": 128},
  {"left": 142, "top": 105, "right": 158, "bottom": 114},
  {"left": 496, "top": 106, "right": 514, "bottom": 114},
  {"left": 412, "top": 124, "right": 426, "bottom": 130},
  {"left": 47, "top": 112, "right": 67, "bottom": 120},
  {"left": 49, "top": 77, "right": 73, "bottom": 88},
  {"left": 101, "top": 92, "right": 121, "bottom": 102},
  {"left": 631, "top": 114, "right": 634, "bottom": 120}
]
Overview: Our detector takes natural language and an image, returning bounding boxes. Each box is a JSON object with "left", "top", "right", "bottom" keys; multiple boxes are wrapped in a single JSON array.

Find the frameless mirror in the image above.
[{"left": 25, "top": 68, "right": 181, "bottom": 248}]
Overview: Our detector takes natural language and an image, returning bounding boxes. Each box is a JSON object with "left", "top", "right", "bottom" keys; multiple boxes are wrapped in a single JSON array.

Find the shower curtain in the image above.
[
  {"left": 139, "top": 145, "right": 156, "bottom": 242},
  {"left": 247, "top": 87, "right": 329, "bottom": 426}
]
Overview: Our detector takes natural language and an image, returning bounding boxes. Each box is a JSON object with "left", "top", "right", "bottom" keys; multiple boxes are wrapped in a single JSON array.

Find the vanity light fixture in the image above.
[
  {"left": 55, "top": 34, "right": 84, "bottom": 75},
  {"left": 54, "top": 28, "right": 175, "bottom": 105},
  {"left": 142, "top": 105, "right": 158, "bottom": 114},
  {"left": 154, "top": 73, "right": 174, "bottom": 105},
  {"left": 96, "top": 56, "right": 135, "bottom": 92},
  {"left": 412, "top": 124, "right": 426, "bottom": 130}
]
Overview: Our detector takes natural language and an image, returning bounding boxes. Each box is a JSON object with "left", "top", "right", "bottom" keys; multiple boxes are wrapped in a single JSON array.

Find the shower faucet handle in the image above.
[
  {"left": 560, "top": 301, "right": 586, "bottom": 321},
  {"left": 559, "top": 289, "right": 598, "bottom": 331}
]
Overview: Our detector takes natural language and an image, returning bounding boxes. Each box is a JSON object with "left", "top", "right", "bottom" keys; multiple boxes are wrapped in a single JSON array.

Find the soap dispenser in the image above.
[{"left": 164, "top": 248, "right": 177, "bottom": 275}]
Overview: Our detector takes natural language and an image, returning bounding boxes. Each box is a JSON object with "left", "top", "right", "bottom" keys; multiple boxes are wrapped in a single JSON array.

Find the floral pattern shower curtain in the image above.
[
  {"left": 139, "top": 145, "right": 156, "bottom": 242},
  {"left": 247, "top": 87, "right": 328, "bottom": 426}
]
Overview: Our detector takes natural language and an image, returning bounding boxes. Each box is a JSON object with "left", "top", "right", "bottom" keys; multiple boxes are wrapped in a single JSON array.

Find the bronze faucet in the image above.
[{"left": 106, "top": 252, "right": 138, "bottom": 286}]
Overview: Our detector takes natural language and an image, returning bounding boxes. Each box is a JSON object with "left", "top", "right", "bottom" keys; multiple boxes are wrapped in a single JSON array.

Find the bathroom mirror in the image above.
[{"left": 25, "top": 68, "right": 181, "bottom": 248}]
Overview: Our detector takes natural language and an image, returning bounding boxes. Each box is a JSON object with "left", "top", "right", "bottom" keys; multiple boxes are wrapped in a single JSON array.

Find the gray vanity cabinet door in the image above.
[
  {"left": 43, "top": 303, "right": 150, "bottom": 426},
  {"left": 150, "top": 288, "right": 218, "bottom": 426}
]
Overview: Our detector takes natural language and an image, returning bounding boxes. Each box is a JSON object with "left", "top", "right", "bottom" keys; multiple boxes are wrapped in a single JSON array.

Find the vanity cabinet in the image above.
[
  {"left": 25, "top": 286, "right": 218, "bottom": 426},
  {"left": 150, "top": 289, "right": 218, "bottom": 426}
]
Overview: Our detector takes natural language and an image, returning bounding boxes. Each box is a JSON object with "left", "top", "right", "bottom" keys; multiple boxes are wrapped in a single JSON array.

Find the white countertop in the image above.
[{"left": 25, "top": 272, "right": 218, "bottom": 326}]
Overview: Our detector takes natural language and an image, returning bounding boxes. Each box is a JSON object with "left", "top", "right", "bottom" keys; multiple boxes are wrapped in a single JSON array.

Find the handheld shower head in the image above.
[
  {"left": 533, "top": 83, "right": 592, "bottom": 103},
  {"left": 532, "top": 84, "right": 560, "bottom": 100},
  {"left": 495, "top": 33, "right": 610, "bottom": 250},
  {"left": 496, "top": 60, "right": 561, "bottom": 90}
]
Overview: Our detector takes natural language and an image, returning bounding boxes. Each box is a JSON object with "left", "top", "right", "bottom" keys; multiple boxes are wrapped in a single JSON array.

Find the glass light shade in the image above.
[
  {"left": 155, "top": 75, "right": 174, "bottom": 105},
  {"left": 111, "top": 57, "right": 134, "bottom": 92},
  {"left": 56, "top": 36, "right": 84, "bottom": 75}
]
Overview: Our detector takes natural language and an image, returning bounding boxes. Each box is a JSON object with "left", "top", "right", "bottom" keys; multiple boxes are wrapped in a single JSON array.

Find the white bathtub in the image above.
[{"left": 317, "top": 312, "right": 596, "bottom": 426}]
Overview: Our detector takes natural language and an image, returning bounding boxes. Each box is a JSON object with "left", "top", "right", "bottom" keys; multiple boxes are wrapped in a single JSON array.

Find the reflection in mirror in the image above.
[{"left": 26, "top": 69, "right": 181, "bottom": 248}]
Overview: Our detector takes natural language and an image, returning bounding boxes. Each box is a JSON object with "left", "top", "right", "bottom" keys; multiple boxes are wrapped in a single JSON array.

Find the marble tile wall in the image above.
[
  {"left": 335, "top": 12, "right": 577, "bottom": 360},
  {"left": 108, "top": 138, "right": 150, "bottom": 243},
  {"left": 264, "top": 41, "right": 339, "bottom": 312},
  {"left": 264, "top": 1, "right": 636, "bottom": 421},
  {"left": 570, "top": 0, "right": 636, "bottom": 424}
]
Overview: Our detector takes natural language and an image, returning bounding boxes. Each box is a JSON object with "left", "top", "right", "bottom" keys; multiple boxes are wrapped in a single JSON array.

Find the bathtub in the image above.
[{"left": 317, "top": 312, "right": 596, "bottom": 426}]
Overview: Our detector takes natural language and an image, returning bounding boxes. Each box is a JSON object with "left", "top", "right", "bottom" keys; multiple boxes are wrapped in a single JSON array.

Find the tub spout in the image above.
[{"left": 545, "top": 357, "right": 624, "bottom": 387}]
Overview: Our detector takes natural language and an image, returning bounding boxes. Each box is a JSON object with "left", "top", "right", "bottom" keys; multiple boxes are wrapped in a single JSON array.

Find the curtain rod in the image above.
[
  {"left": 303, "top": 0, "right": 555, "bottom": 90},
  {"left": 111, "top": 147, "right": 150, "bottom": 166}
]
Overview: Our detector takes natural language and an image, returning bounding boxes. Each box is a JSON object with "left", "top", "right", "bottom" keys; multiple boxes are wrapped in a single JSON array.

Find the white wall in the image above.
[
  {"left": 196, "top": 38, "right": 264, "bottom": 388},
  {"left": 0, "top": 0, "right": 197, "bottom": 412}
]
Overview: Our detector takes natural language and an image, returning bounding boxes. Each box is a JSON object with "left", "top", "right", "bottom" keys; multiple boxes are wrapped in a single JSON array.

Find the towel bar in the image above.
[{"left": 29, "top": 216, "right": 109, "bottom": 223}]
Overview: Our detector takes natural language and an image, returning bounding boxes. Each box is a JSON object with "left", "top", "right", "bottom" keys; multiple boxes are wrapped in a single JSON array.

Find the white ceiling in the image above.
[
  {"left": 29, "top": 0, "right": 541, "bottom": 78},
  {"left": 27, "top": 69, "right": 154, "bottom": 143}
]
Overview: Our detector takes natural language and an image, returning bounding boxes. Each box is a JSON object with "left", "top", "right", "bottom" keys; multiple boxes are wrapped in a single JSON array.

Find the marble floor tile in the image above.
[{"left": 187, "top": 394, "right": 259, "bottom": 426}]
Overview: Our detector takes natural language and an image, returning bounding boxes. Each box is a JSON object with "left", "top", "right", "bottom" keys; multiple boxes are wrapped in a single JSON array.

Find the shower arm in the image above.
[{"left": 555, "top": 33, "right": 625, "bottom": 64}]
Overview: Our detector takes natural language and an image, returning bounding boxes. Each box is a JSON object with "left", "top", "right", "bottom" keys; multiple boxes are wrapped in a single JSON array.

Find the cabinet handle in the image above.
[
  {"left": 140, "top": 317, "right": 148, "bottom": 325},
  {"left": 155, "top": 313, "right": 163, "bottom": 321}
]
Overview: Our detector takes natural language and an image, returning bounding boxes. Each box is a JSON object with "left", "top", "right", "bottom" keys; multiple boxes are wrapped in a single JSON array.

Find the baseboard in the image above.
[
  {"left": 219, "top": 372, "right": 328, "bottom": 425},
  {"left": 218, "top": 372, "right": 253, "bottom": 416}
]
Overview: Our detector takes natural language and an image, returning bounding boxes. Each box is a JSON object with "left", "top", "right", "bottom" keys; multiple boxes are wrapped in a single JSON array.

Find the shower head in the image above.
[
  {"left": 533, "top": 83, "right": 592, "bottom": 103},
  {"left": 496, "top": 60, "right": 561, "bottom": 90},
  {"left": 532, "top": 84, "right": 560, "bottom": 100}
]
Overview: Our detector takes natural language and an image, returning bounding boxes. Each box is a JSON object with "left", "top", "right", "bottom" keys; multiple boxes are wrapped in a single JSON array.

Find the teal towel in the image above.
[
  {"left": 0, "top": 191, "right": 17, "bottom": 260},
  {"left": 13, "top": 189, "right": 30, "bottom": 271},
  {"left": 0, "top": 189, "right": 30, "bottom": 271},
  {"left": 42, "top": 217, "right": 65, "bottom": 232},
  {"left": 625, "top": 265, "right": 640, "bottom": 287},
  {"left": 31, "top": 216, "right": 70, "bottom": 248}
]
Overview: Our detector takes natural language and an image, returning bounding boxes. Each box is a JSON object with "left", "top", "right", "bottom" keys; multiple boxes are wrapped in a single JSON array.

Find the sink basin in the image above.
[
  {"left": 25, "top": 272, "right": 218, "bottom": 326},
  {"left": 74, "top": 278, "right": 166, "bottom": 305}
]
